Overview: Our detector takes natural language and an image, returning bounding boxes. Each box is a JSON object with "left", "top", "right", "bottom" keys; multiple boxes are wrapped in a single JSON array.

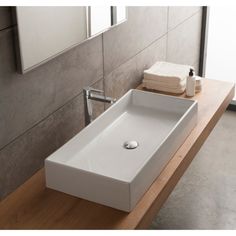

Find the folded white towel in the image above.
[
  {"left": 144, "top": 61, "right": 193, "bottom": 85},
  {"left": 143, "top": 78, "right": 186, "bottom": 88},
  {"left": 143, "top": 81, "right": 185, "bottom": 94}
]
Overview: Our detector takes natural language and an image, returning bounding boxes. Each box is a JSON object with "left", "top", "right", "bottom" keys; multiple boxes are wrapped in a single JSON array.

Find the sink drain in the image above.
[{"left": 123, "top": 141, "right": 139, "bottom": 150}]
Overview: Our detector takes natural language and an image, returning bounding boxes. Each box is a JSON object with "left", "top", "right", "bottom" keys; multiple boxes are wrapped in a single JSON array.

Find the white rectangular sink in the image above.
[{"left": 45, "top": 89, "right": 198, "bottom": 212}]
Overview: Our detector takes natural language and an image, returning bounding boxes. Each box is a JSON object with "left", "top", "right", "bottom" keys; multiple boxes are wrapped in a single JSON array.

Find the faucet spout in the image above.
[{"left": 89, "top": 93, "right": 116, "bottom": 104}]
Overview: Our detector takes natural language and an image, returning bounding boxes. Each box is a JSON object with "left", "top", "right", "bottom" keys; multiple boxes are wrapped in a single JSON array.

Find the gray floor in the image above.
[{"left": 151, "top": 110, "right": 236, "bottom": 229}]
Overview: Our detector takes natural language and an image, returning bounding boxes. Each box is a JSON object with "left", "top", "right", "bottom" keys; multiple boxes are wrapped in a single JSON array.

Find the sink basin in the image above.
[{"left": 45, "top": 89, "right": 197, "bottom": 212}]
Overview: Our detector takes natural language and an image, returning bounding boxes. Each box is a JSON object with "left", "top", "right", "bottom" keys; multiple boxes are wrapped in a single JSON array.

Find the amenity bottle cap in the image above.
[{"left": 189, "top": 68, "right": 194, "bottom": 76}]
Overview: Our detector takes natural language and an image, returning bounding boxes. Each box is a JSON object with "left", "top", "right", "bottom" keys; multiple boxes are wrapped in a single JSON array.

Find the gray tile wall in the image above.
[
  {"left": 0, "top": 7, "right": 12, "bottom": 30},
  {"left": 0, "top": 6, "right": 202, "bottom": 199}
]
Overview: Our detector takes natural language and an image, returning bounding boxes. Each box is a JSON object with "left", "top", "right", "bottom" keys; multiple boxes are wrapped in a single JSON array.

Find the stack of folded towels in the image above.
[{"left": 143, "top": 61, "right": 193, "bottom": 94}]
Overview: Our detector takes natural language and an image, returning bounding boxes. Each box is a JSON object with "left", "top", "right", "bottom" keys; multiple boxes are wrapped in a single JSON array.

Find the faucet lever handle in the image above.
[
  {"left": 83, "top": 87, "right": 104, "bottom": 98},
  {"left": 84, "top": 87, "right": 104, "bottom": 95},
  {"left": 90, "top": 88, "right": 104, "bottom": 94}
]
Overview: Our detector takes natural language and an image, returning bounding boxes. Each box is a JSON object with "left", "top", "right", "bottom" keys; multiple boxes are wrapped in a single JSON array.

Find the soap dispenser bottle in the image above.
[{"left": 186, "top": 68, "right": 196, "bottom": 97}]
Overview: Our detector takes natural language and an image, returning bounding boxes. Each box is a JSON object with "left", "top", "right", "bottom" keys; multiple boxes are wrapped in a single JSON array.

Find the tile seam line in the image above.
[
  {"left": 0, "top": 77, "right": 104, "bottom": 153},
  {"left": 0, "top": 24, "right": 15, "bottom": 33},
  {"left": 166, "top": 7, "right": 169, "bottom": 60}
]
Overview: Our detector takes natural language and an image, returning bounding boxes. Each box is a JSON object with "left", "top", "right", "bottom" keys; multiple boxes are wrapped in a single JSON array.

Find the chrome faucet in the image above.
[{"left": 83, "top": 87, "right": 116, "bottom": 125}]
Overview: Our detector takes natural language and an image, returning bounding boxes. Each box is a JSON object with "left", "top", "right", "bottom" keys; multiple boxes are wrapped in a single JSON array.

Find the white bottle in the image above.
[{"left": 186, "top": 68, "right": 196, "bottom": 97}]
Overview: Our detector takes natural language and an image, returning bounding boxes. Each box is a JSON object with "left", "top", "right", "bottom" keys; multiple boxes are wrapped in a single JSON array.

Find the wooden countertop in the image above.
[{"left": 0, "top": 79, "right": 234, "bottom": 229}]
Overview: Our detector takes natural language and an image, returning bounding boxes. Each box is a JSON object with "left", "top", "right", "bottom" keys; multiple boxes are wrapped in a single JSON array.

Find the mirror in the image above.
[{"left": 16, "top": 6, "right": 127, "bottom": 73}]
